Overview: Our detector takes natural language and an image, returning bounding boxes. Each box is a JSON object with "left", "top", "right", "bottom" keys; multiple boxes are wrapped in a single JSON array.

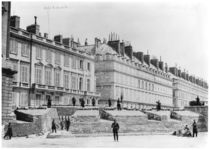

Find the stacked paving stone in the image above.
[{"left": 2, "top": 75, "right": 15, "bottom": 123}]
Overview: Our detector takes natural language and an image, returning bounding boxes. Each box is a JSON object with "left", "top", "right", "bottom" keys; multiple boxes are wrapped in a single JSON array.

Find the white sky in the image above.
[{"left": 11, "top": 0, "right": 209, "bottom": 81}]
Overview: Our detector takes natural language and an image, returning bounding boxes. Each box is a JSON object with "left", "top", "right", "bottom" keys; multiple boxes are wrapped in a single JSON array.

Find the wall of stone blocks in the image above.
[{"left": 2, "top": 75, "right": 15, "bottom": 124}]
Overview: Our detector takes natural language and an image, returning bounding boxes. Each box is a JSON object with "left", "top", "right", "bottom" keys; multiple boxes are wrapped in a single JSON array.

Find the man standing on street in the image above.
[
  {"left": 192, "top": 120, "right": 198, "bottom": 137},
  {"left": 111, "top": 119, "right": 120, "bottom": 142},
  {"left": 52, "top": 119, "right": 57, "bottom": 133}
]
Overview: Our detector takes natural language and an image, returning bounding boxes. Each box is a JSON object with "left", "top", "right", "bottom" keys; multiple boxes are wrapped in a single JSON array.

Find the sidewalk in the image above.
[{"left": 2, "top": 132, "right": 208, "bottom": 148}]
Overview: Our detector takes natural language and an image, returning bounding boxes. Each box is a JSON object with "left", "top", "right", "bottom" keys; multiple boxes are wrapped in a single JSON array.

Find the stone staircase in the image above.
[
  {"left": 70, "top": 109, "right": 206, "bottom": 135},
  {"left": 6, "top": 107, "right": 207, "bottom": 137}
]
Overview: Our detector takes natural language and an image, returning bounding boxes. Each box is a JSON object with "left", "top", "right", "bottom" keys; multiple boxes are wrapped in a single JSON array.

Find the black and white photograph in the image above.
[{"left": 1, "top": 0, "right": 209, "bottom": 148}]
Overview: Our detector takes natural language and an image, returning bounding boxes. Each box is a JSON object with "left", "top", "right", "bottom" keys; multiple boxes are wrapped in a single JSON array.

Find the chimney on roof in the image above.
[
  {"left": 165, "top": 63, "right": 168, "bottom": 73},
  {"left": 177, "top": 67, "right": 181, "bottom": 77},
  {"left": 85, "top": 38, "right": 88, "bottom": 46},
  {"left": 169, "top": 67, "right": 178, "bottom": 76},
  {"left": 26, "top": 16, "right": 40, "bottom": 35},
  {"left": 54, "top": 35, "right": 63, "bottom": 43},
  {"left": 125, "top": 45, "right": 133, "bottom": 59},
  {"left": 120, "top": 41, "right": 125, "bottom": 56},
  {"left": 181, "top": 71, "right": 186, "bottom": 79},
  {"left": 189, "top": 75, "right": 193, "bottom": 82},
  {"left": 34, "top": 16, "right": 37, "bottom": 25},
  {"left": 186, "top": 71, "right": 189, "bottom": 80},
  {"left": 158, "top": 56, "right": 164, "bottom": 70},
  {"left": 44, "top": 33, "right": 48, "bottom": 39},
  {"left": 10, "top": 16, "right": 20, "bottom": 28},
  {"left": 107, "top": 40, "right": 120, "bottom": 54},
  {"left": 133, "top": 52, "right": 144, "bottom": 63},
  {"left": 144, "top": 54, "right": 150, "bottom": 66},
  {"left": 95, "top": 37, "right": 101, "bottom": 48},
  {"left": 63, "top": 38, "right": 71, "bottom": 47},
  {"left": 151, "top": 58, "right": 159, "bottom": 69}
]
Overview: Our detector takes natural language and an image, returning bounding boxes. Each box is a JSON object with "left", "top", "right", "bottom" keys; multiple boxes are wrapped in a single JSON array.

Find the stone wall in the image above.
[
  {"left": 8, "top": 108, "right": 59, "bottom": 137},
  {"left": 2, "top": 69, "right": 17, "bottom": 124},
  {"left": 184, "top": 106, "right": 208, "bottom": 131},
  {"left": 184, "top": 106, "right": 208, "bottom": 116}
]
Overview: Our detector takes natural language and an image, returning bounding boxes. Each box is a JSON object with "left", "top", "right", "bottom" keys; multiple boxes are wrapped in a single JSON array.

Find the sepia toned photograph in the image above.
[{"left": 1, "top": 0, "right": 209, "bottom": 148}]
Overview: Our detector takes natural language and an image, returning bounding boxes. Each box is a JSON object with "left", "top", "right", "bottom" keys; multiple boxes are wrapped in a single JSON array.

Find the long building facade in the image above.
[
  {"left": 3, "top": 13, "right": 208, "bottom": 110},
  {"left": 169, "top": 67, "right": 208, "bottom": 108},
  {"left": 78, "top": 35, "right": 174, "bottom": 109},
  {"left": 8, "top": 16, "right": 100, "bottom": 109},
  {"left": 78, "top": 34, "right": 208, "bottom": 109}
]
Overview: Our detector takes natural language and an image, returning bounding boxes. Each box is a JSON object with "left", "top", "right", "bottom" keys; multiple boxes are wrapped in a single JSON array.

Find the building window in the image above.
[
  {"left": 64, "top": 72, "right": 69, "bottom": 89},
  {"left": 46, "top": 49, "right": 52, "bottom": 63},
  {"left": 87, "top": 62, "right": 91, "bottom": 71},
  {"left": 71, "top": 76, "right": 77, "bottom": 90},
  {"left": 9, "top": 39, "right": 18, "bottom": 54},
  {"left": 142, "top": 81, "right": 144, "bottom": 89},
  {"left": 45, "top": 67, "right": 52, "bottom": 85},
  {"left": 20, "top": 64, "right": 29, "bottom": 83},
  {"left": 79, "top": 60, "right": 83, "bottom": 70},
  {"left": 35, "top": 65, "right": 42, "bottom": 84},
  {"left": 54, "top": 96, "right": 59, "bottom": 105},
  {"left": 71, "top": 57, "right": 76, "bottom": 69},
  {"left": 55, "top": 70, "right": 61, "bottom": 87},
  {"left": 36, "top": 46, "right": 42, "bottom": 59},
  {"left": 35, "top": 94, "right": 41, "bottom": 106},
  {"left": 138, "top": 80, "right": 141, "bottom": 88},
  {"left": 21, "top": 43, "right": 29, "bottom": 57},
  {"left": 64, "top": 55, "right": 69, "bottom": 67},
  {"left": 55, "top": 53, "right": 61, "bottom": 65},
  {"left": 87, "top": 79, "right": 90, "bottom": 92},
  {"left": 79, "top": 77, "right": 83, "bottom": 91},
  {"left": 145, "top": 82, "right": 148, "bottom": 90}
]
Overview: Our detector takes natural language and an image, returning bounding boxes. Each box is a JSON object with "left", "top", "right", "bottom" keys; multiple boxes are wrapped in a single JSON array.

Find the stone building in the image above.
[
  {"left": 78, "top": 34, "right": 173, "bottom": 109},
  {"left": 169, "top": 67, "right": 208, "bottom": 108},
  {"left": 2, "top": 1, "right": 17, "bottom": 123},
  {"left": 8, "top": 16, "right": 100, "bottom": 108}
]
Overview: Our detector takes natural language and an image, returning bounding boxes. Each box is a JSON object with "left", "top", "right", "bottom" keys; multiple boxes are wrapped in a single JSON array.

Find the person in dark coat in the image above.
[
  {"left": 66, "top": 117, "right": 71, "bottom": 131},
  {"left": 108, "top": 99, "right": 112, "bottom": 107},
  {"left": 192, "top": 120, "right": 198, "bottom": 137},
  {"left": 60, "top": 117, "right": 64, "bottom": 130},
  {"left": 156, "top": 100, "right": 161, "bottom": 111},
  {"left": 47, "top": 97, "right": 52, "bottom": 108},
  {"left": 72, "top": 98, "right": 76, "bottom": 106},
  {"left": 92, "top": 98, "right": 95, "bottom": 106},
  {"left": 111, "top": 119, "right": 120, "bottom": 141},
  {"left": 52, "top": 119, "right": 57, "bottom": 133},
  {"left": 4, "top": 123, "right": 13, "bottom": 140},
  {"left": 117, "top": 99, "right": 121, "bottom": 111},
  {"left": 80, "top": 99, "right": 85, "bottom": 108}
]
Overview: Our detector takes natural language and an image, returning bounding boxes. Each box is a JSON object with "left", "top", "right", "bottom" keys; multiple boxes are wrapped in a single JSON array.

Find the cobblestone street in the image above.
[{"left": 2, "top": 132, "right": 208, "bottom": 148}]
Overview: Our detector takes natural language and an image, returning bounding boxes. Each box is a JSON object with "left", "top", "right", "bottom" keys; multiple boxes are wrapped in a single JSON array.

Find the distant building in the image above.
[
  {"left": 169, "top": 67, "right": 208, "bottom": 108},
  {"left": 8, "top": 15, "right": 100, "bottom": 108},
  {"left": 78, "top": 34, "right": 173, "bottom": 109}
]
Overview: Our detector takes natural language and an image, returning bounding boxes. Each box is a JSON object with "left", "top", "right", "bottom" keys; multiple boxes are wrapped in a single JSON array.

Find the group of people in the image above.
[
  {"left": 173, "top": 120, "right": 198, "bottom": 137},
  {"left": 51, "top": 117, "right": 71, "bottom": 133},
  {"left": 60, "top": 117, "right": 71, "bottom": 131}
]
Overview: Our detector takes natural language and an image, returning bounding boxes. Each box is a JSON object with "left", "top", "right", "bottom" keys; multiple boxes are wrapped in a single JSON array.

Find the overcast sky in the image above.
[{"left": 11, "top": 0, "right": 209, "bottom": 80}]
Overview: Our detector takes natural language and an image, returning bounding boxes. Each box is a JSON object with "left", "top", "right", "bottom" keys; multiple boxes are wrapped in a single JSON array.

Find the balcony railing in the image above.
[{"left": 48, "top": 85, "right": 55, "bottom": 90}]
